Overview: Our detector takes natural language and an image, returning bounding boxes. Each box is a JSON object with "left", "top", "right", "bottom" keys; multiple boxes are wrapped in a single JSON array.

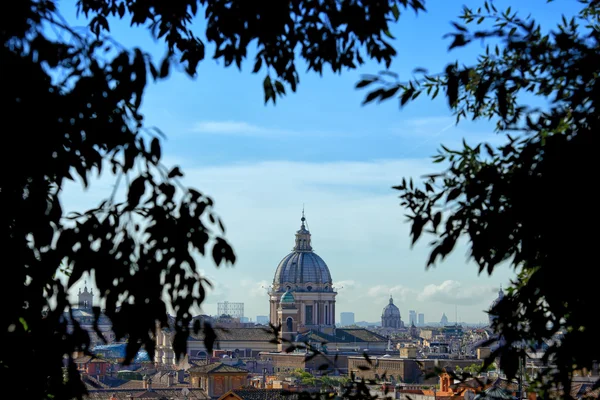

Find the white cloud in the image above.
[
  {"left": 366, "top": 285, "right": 417, "bottom": 303},
  {"left": 418, "top": 280, "right": 497, "bottom": 306},
  {"left": 190, "top": 120, "right": 349, "bottom": 138},
  {"left": 192, "top": 121, "right": 288, "bottom": 136},
  {"left": 334, "top": 280, "right": 360, "bottom": 290},
  {"left": 59, "top": 158, "right": 513, "bottom": 321},
  {"left": 241, "top": 279, "right": 271, "bottom": 298},
  {"left": 405, "top": 116, "right": 455, "bottom": 128}
]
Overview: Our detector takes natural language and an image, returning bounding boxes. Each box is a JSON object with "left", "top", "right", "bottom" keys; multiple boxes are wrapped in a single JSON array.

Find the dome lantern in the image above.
[
  {"left": 272, "top": 212, "right": 332, "bottom": 290},
  {"left": 294, "top": 209, "right": 312, "bottom": 252}
]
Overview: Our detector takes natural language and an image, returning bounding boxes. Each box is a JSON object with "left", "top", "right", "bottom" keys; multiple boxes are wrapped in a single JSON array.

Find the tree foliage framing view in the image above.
[
  {"left": 1, "top": 0, "right": 426, "bottom": 399},
  {"left": 359, "top": 0, "right": 599, "bottom": 397}
]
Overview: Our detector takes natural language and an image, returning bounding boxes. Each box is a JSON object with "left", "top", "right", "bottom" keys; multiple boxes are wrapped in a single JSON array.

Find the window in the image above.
[{"left": 305, "top": 305, "right": 313, "bottom": 325}]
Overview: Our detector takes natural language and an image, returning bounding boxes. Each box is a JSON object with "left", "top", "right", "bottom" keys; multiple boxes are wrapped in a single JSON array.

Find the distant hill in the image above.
[{"left": 353, "top": 321, "right": 381, "bottom": 327}]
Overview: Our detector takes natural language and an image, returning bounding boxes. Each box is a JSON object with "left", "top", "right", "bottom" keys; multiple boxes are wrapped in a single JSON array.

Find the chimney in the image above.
[
  {"left": 168, "top": 372, "right": 175, "bottom": 387},
  {"left": 177, "top": 369, "right": 185, "bottom": 383}
]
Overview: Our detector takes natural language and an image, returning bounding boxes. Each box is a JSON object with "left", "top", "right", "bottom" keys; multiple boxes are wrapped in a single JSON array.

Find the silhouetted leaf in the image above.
[
  {"left": 168, "top": 166, "right": 183, "bottom": 178},
  {"left": 150, "top": 137, "right": 161, "bottom": 164},
  {"left": 126, "top": 176, "right": 146, "bottom": 210},
  {"left": 203, "top": 322, "right": 217, "bottom": 354},
  {"left": 159, "top": 56, "right": 170, "bottom": 78}
]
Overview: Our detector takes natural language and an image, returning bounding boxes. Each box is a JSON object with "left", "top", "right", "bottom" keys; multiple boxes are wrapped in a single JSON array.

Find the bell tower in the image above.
[
  {"left": 78, "top": 281, "right": 94, "bottom": 309},
  {"left": 277, "top": 289, "right": 299, "bottom": 352}
]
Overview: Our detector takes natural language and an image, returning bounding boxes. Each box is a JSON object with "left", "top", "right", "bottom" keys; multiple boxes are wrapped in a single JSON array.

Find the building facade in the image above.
[
  {"left": 348, "top": 357, "right": 482, "bottom": 384},
  {"left": 418, "top": 313, "right": 425, "bottom": 326},
  {"left": 218, "top": 302, "right": 245, "bottom": 319},
  {"left": 268, "top": 213, "right": 337, "bottom": 334},
  {"left": 64, "top": 283, "right": 114, "bottom": 346},
  {"left": 189, "top": 363, "right": 249, "bottom": 398}
]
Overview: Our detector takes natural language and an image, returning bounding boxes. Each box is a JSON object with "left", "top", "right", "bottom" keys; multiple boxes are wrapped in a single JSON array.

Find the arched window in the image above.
[{"left": 286, "top": 317, "right": 293, "bottom": 333}]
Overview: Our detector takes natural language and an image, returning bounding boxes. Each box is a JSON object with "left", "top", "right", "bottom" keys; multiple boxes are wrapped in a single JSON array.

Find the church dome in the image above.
[
  {"left": 489, "top": 287, "right": 505, "bottom": 326},
  {"left": 281, "top": 289, "right": 295, "bottom": 303},
  {"left": 490, "top": 287, "right": 505, "bottom": 308},
  {"left": 272, "top": 213, "right": 333, "bottom": 290},
  {"left": 382, "top": 296, "right": 401, "bottom": 318}
]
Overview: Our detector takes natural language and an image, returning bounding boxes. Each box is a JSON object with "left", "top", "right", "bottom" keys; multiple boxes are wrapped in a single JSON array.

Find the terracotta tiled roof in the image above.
[
  {"left": 222, "top": 388, "right": 299, "bottom": 400},
  {"left": 111, "top": 380, "right": 145, "bottom": 390},
  {"left": 84, "top": 388, "right": 208, "bottom": 399},
  {"left": 132, "top": 391, "right": 163, "bottom": 398},
  {"left": 571, "top": 382, "right": 600, "bottom": 399},
  {"left": 190, "top": 328, "right": 276, "bottom": 342},
  {"left": 337, "top": 329, "right": 387, "bottom": 342},
  {"left": 452, "top": 377, "right": 492, "bottom": 391},
  {"left": 300, "top": 328, "right": 387, "bottom": 344},
  {"left": 188, "top": 362, "right": 249, "bottom": 374},
  {"left": 491, "top": 377, "right": 521, "bottom": 392}
]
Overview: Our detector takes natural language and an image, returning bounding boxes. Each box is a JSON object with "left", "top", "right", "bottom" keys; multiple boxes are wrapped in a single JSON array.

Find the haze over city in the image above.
[
  {"left": 57, "top": 0, "right": 583, "bottom": 324},
  {"left": 7, "top": 0, "right": 599, "bottom": 398}
]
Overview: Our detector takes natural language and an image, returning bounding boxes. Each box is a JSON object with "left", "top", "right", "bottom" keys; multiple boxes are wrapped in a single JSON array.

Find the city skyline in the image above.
[{"left": 57, "top": 1, "right": 578, "bottom": 323}]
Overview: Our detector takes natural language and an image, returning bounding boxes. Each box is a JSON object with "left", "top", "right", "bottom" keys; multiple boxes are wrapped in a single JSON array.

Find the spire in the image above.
[
  {"left": 293, "top": 210, "right": 312, "bottom": 251},
  {"left": 389, "top": 294, "right": 394, "bottom": 304},
  {"left": 301, "top": 205, "right": 306, "bottom": 229}
]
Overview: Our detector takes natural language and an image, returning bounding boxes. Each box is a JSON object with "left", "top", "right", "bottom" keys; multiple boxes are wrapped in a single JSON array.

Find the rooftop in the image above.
[
  {"left": 190, "top": 327, "right": 276, "bottom": 342},
  {"left": 220, "top": 388, "right": 299, "bottom": 400},
  {"left": 188, "top": 362, "right": 249, "bottom": 374}
]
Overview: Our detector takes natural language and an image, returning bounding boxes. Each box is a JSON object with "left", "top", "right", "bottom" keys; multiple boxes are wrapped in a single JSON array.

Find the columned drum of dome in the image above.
[{"left": 269, "top": 213, "right": 337, "bottom": 333}]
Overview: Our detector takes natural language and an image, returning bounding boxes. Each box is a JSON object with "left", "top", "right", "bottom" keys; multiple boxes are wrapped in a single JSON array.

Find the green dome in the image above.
[{"left": 281, "top": 290, "right": 295, "bottom": 304}]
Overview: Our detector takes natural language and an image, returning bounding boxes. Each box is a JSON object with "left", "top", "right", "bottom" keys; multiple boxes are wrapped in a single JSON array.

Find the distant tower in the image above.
[
  {"left": 78, "top": 281, "right": 93, "bottom": 309},
  {"left": 409, "top": 322, "right": 419, "bottom": 338},
  {"left": 488, "top": 286, "right": 505, "bottom": 327},
  {"left": 277, "top": 289, "right": 299, "bottom": 351},
  {"left": 418, "top": 313, "right": 425, "bottom": 326},
  {"left": 340, "top": 312, "right": 355, "bottom": 327},
  {"left": 409, "top": 310, "right": 417, "bottom": 326}
]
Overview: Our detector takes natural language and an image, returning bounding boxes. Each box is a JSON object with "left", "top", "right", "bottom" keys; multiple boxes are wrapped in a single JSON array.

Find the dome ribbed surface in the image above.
[
  {"left": 382, "top": 297, "right": 401, "bottom": 317},
  {"left": 274, "top": 251, "right": 332, "bottom": 285}
]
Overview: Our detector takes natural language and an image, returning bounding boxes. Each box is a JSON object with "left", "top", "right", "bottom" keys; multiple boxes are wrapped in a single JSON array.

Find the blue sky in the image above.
[{"left": 61, "top": 1, "right": 580, "bottom": 323}]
